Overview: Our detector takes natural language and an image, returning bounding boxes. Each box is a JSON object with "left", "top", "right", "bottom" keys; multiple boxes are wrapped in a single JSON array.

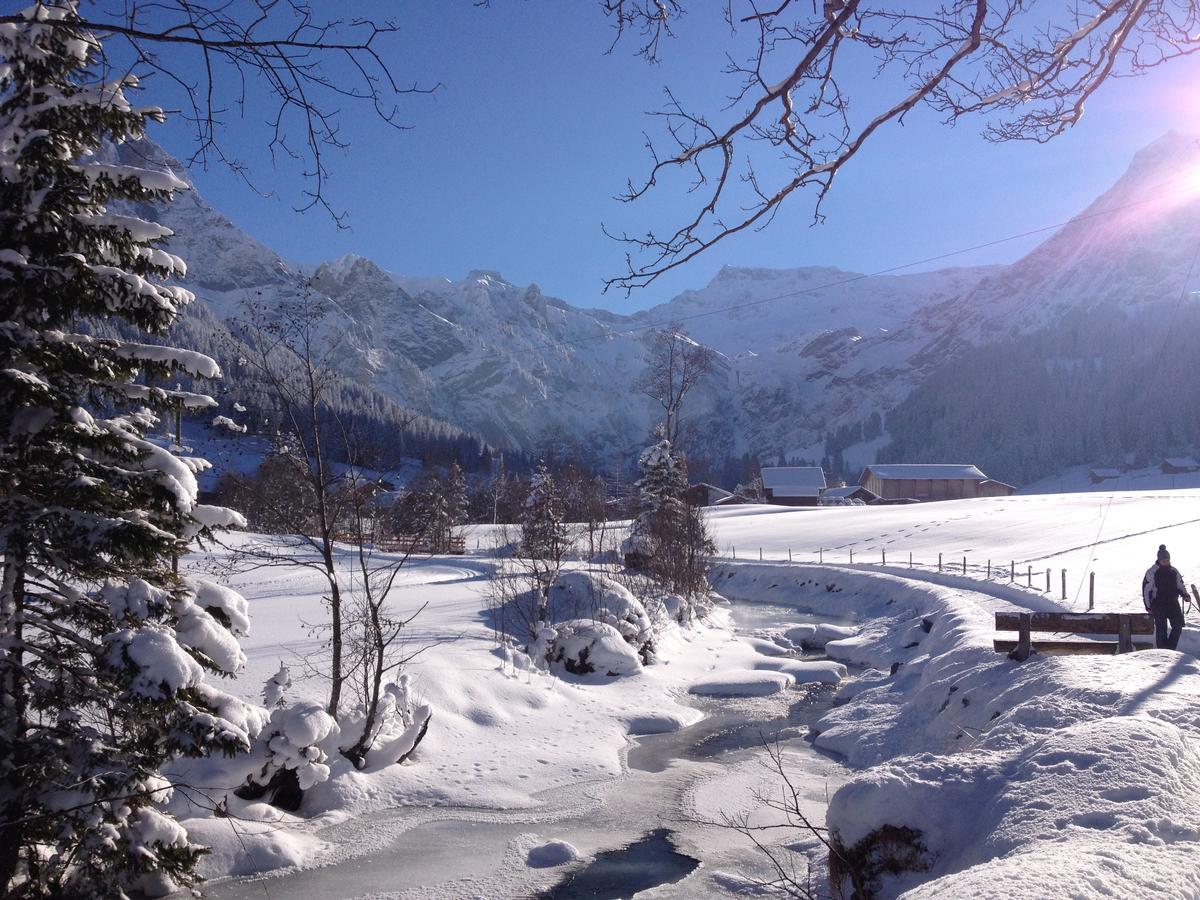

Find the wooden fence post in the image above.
[
  {"left": 732, "top": 546, "right": 736, "bottom": 559},
  {"left": 1089, "top": 573, "right": 1095, "bottom": 611},
  {"left": 1061, "top": 569, "right": 1067, "bottom": 602},
  {"left": 819, "top": 548, "right": 823, "bottom": 564},
  {"left": 850, "top": 548, "right": 854, "bottom": 564},
  {"left": 1045, "top": 569, "right": 1051, "bottom": 592},
  {"left": 962, "top": 557, "right": 967, "bottom": 575},
  {"left": 987, "top": 559, "right": 991, "bottom": 578},
  {"left": 938, "top": 552, "right": 943, "bottom": 571},
  {"left": 759, "top": 547, "right": 763, "bottom": 561},
  {"left": 909, "top": 551, "right": 913, "bottom": 569},
  {"left": 788, "top": 548, "right": 792, "bottom": 562},
  {"left": 1010, "top": 560, "right": 1015, "bottom": 583},
  {"left": 1118, "top": 616, "right": 1133, "bottom": 654},
  {"left": 882, "top": 548, "right": 887, "bottom": 565},
  {"left": 1027, "top": 565, "right": 1032, "bottom": 587}
]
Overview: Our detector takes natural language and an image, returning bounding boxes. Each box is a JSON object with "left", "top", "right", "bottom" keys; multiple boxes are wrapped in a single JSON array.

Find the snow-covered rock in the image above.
[
  {"left": 526, "top": 840, "right": 580, "bottom": 868},
  {"left": 545, "top": 620, "right": 643, "bottom": 677},
  {"left": 688, "top": 670, "right": 795, "bottom": 697}
]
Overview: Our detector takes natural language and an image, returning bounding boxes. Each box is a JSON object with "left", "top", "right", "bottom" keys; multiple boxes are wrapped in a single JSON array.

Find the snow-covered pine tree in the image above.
[
  {"left": 625, "top": 428, "right": 712, "bottom": 602},
  {"left": 635, "top": 425, "right": 688, "bottom": 516},
  {"left": 0, "top": 5, "right": 252, "bottom": 895},
  {"left": 521, "top": 463, "right": 569, "bottom": 562},
  {"left": 446, "top": 459, "right": 468, "bottom": 532},
  {"left": 515, "top": 462, "right": 571, "bottom": 629}
]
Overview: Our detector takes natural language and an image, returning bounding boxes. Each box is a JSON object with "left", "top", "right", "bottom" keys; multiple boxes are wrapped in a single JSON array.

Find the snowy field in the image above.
[{"left": 182, "top": 488, "right": 1200, "bottom": 897}]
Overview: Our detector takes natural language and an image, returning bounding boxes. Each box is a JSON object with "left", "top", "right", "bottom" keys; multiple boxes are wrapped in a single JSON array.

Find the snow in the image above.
[
  {"left": 165, "top": 487, "right": 1200, "bottom": 897},
  {"left": 109, "top": 624, "right": 204, "bottom": 698},
  {"left": 526, "top": 839, "right": 579, "bottom": 868},
  {"left": 545, "top": 619, "right": 643, "bottom": 676},
  {"left": 688, "top": 670, "right": 795, "bottom": 697}
]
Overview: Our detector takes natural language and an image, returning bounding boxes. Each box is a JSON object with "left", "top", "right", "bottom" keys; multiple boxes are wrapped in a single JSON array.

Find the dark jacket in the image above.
[{"left": 1143, "top": 563, "right": 1187, "bottom": 611}]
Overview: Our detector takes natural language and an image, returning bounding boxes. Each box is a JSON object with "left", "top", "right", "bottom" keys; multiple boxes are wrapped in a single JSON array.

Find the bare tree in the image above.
[
  {"left": 634, "top": 326, "right": 719, "bottom": 445},
  {"left": 338, "top": 472, "right": 434, "bottom": 770},
  {"left": 485, "top": 465, "right": 576, "bottom": 648},
  {"left": 0, "top": 1, "right": 438, "bottom": 221},
  {"left": 231, "top": 288, "right": 356, "bottom": 718},
  {"left": 602, "top": 0, "right": 1200, "bottom": 291}
]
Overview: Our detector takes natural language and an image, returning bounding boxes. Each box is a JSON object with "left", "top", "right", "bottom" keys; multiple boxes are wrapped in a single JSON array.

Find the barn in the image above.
[
  {"left": 820, "top": 485, "right": 879, "bottom": 505},
  {"left": 859, "top": 464, "right": 1015, "bottom": 501},
  {"left": 761, "top": 466, "right": 827, "bottom": 506}
]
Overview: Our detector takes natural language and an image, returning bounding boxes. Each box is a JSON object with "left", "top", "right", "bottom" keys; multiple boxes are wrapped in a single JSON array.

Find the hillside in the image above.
[{"left": 120, "top": 132, "right": 1200, "bottom": 483}]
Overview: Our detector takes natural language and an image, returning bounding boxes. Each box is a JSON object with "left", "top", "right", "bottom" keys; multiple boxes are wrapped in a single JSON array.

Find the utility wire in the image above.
[{"left": 400, "top": 167, "right": 1200, "bottom": 368}]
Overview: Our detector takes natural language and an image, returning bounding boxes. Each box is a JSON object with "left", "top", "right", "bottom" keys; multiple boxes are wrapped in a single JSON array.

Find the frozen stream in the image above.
[{"left": 202, "top": 599, "right": 854, "bottom": 899}]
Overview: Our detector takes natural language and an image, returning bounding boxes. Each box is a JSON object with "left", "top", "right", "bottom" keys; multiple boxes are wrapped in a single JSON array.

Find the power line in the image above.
[{"left": 403, "top": 167, "right": 1200, "bottom": 367}]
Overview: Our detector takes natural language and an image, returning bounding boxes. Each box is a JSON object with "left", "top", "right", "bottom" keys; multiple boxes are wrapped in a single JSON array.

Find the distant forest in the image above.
[
  {"left": 101, "top": 302, "right": 507, "bottom": 474},
  {"left": 880, "top": 299, "right": 1200, "bottom": 486}
]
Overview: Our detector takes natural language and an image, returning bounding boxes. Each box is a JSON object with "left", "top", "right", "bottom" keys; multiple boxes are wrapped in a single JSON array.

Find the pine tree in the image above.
[
  {"left": 521, "top": 463, "right": 569, "bottom": 561},
  {"left": 625, "top": 429, "right": 712, "bottom": 602},
  {"left": 0, "top": 5, "right": 251, "bottom": 895},
  {"left": 635, "top": 426, "right": 688, "bottom": 516}
]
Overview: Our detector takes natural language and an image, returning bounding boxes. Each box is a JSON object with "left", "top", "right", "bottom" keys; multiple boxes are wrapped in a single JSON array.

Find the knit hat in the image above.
[{"left": 1158, "top": 544, "right": 1170, "bottom": 562}]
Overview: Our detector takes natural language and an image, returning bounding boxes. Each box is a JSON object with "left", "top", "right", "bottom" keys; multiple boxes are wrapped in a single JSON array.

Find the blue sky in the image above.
[{"left": 149, "top": 2, "right": 1200, "bottom": 313}]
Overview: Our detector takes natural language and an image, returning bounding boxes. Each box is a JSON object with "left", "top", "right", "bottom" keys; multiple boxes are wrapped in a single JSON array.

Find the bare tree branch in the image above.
[
  {"left": 602, "top": 0, "right": 1200, "bottom": 292},
  {"left": 6, "top": 2, "right": 441, "bottom": 223}
]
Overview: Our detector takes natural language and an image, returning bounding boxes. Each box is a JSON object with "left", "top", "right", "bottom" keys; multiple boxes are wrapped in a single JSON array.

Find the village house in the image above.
[
  {"left": 820, "top": 485, "right": 880, "bottom": 505},
  {"left": 684, "top": 482, "right": 734, "bottom": 507},
  {"left": 1161, "top": 457, "right": 1200, "bottom": 475},
  {"left": 761, "top": 466, "right": 827, "bottom": 506},
  {"left": 859, "top": 464, "right": 1016, "bottom": 502}
]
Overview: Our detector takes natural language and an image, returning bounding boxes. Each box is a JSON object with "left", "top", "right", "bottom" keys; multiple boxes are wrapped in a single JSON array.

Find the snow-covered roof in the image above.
[
  {"left": 762, "top": 467, "right": 827, "bottom": 497},
  {"left": 690, "top": 482, "right": 732, "bottom": 500},
  {"left": 823, "top": 485, "right": 878, "bottom": 499},
  {"left": 1164, "top": 457, "right": 1200, "bottom": 468},
  {"left": 1089, "top": 468, "right": 1123, "bottom": 479},
  {"left": 863, "top": 464, "right": 987, "bottom": 481}
]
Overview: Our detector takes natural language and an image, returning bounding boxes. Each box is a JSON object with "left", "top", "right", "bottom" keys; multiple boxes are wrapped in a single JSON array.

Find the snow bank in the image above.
[
  {"left": 689, "top": 670, "right": 795, "bottom": 697},
  {"left": 753, "top": 658, "right": 846, "bottom": 684},
  {"left": 715, "top": 561, "right": 1200, "bottom": 897}
]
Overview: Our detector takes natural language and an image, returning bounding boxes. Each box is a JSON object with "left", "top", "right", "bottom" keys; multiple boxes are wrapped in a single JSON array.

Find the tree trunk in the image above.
[{"left": 0, "top": 557, "right": 27, "bottom": 892}]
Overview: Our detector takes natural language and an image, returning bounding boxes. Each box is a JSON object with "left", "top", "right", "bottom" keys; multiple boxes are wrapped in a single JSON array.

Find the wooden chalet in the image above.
[
  {"left": 859, "top": 464, "right": 1015, "bottom": 502},
  {"left": 1162, "top": 457, "right": 1200, "bottom": 475},
  {"left": 820, "top": 485, "right": 879, "bottom": 505},
  {"left": 685, "top": 482, "right": 734, "bottom": 507},
  {"left": 761, "top": 466, "right": 827, "bottom": 507}
]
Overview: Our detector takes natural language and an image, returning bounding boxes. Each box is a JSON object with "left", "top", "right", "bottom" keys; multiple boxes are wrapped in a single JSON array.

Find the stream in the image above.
[{"left": 202, "top": 598, "right": 854, "bottom": 899}]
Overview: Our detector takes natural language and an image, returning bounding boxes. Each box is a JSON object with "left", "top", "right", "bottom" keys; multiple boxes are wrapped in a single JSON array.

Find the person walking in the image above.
[{"left": 1142, "top": 544, "right": 1187, "bottom": 650}]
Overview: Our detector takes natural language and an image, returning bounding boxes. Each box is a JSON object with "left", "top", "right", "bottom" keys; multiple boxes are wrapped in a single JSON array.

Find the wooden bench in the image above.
[{"left": 994, "top": 611, "right": 1154, "bottom": 662}]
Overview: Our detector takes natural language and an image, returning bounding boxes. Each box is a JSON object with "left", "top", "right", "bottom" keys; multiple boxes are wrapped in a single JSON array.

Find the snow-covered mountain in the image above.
[{"left": 122, "top": 131, "right": 1200, "bottom": 479}]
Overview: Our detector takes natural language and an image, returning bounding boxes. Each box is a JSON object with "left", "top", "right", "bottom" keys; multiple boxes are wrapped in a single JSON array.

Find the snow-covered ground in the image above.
[{"left": 183, "top": 489, "right": 1200, "bottom": 897}]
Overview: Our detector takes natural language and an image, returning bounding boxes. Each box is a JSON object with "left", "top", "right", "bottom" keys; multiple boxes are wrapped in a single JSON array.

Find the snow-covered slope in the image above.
[{"left": 124, "top": 132, "right": 1200, "bottom": 475}]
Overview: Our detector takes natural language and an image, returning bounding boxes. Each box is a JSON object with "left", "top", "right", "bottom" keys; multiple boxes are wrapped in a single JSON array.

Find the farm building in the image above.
[
  {"left": 1088, "top": 467, "right": 1123, "bottom": 484},
  {"left": 859, "top": 464, "right": 1015, "bottom": 502},
  {"left": 761, "top": 466, "right": 827, "bottom": 506},
  {"left": 1162, "top": 457, "right": 1200, "bottom": 475},
  {"left": 685, "top": 482, "right": 734, "bottom": 507},
  {"left": 820, "top": 485, "right": 879, "bottom": 505}
]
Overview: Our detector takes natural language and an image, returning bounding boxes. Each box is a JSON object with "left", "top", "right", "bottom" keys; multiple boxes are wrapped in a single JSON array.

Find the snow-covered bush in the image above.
[
  {"left": 337, "top": 675, "right": 433, "bottom": 769},
  {"left": 541, "top": 620, "right": 643, "bottom": 677},
  {"left": 548, "top": 571, "right": 655, "bottom": 661},
  {"left": 237, "top": 703, "right": 341, "bottom": 812}
]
